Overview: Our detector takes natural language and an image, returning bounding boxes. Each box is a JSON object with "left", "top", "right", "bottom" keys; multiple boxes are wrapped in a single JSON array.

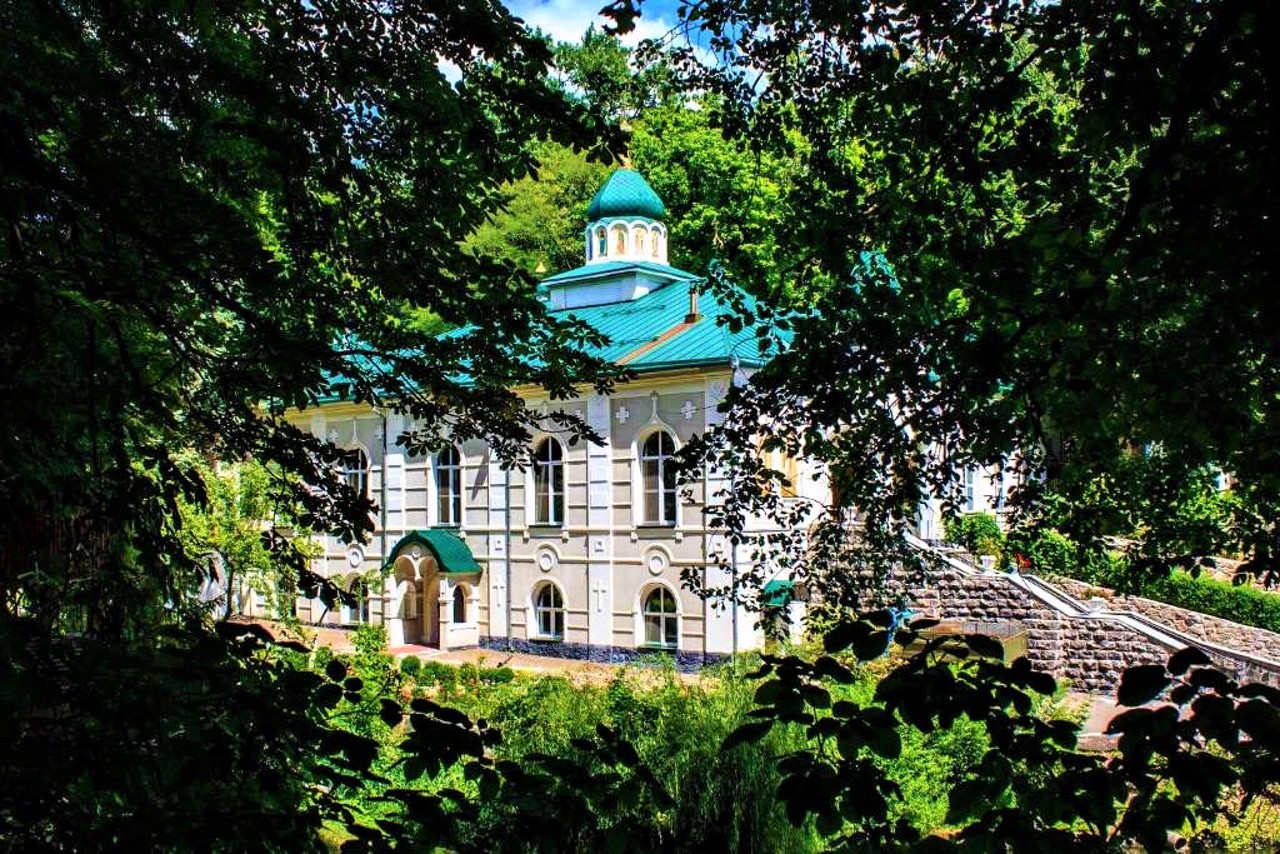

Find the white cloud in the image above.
[{"left": 504, "top": 0, "right": 679, "bottom": 48}]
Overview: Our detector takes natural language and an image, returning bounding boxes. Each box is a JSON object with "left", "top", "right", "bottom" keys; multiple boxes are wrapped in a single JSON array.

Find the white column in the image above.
[
  {"left": 487, "top": 457, "right": 509, "bottom": 638},
  {"left": 702, "top": 375, "right": 737, "bottom": 655},
  {"left": 586, "top": 393, "right": 614, "bottom": 649}
]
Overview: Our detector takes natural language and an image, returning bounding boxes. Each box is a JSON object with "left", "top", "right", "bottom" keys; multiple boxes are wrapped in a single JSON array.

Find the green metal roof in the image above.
[
  {"left": 384, "top": 529, "right": 481, "bottom": 574},
  {"left": 551, "top": 278, "right": 782, "bottom": 371},
  {"left": 540, "top": 259, "right": 695, "bottom": 289},
  {"left": 763, "top": 579, "right": 794, "bottom": 607},
  {"left": 586, "top": 169, "right": 665, "bottom": 221}
]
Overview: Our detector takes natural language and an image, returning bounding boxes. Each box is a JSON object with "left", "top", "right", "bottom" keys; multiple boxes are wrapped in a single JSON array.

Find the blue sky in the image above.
[{"left": 503, "top": 0, "right": 685, "bottom": 47}]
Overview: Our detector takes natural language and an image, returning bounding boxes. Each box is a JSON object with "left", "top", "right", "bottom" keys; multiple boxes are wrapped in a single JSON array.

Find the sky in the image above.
[{"left": 503, "top": 0, "right": 685, "bottom": 48}]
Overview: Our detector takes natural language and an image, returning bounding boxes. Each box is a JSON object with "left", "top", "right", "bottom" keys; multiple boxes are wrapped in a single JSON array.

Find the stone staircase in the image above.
[{"left": 904, "top": 533, "right": 1280, "bottom": 692}]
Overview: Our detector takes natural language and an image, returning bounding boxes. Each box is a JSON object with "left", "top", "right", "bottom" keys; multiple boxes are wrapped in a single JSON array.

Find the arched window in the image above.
[
  {"left": 341, "top": 448, "right": 369, "bottom": 499},
  {"left": 641, "top": 431, "right": 677, "bottom": 525},
  {"left": 533, "top": 582, "right": 564, "bottom": 639},
  {"left": 533, "top": 438, "right": 564, "bottom": 525},
  {"left": 452, "top": 585, "right": 467, "bottom": 624},
  {"left": 633, "top": 225, "right": 647, "bottom": 255},
  {"left": 347, "top": 579, "right": 371, "bottom": 624},
  {"left": 643, "top": 586, "right": 678, "bottom": 648},
  {"left": 651, "top": 227, "right": 663, "bottom": 258},
  {"left": 611, "top": 224, "right": 627, "bottom": 255},
  {"left": 585, "top": 230, "right": 593, "bottom": 261},
  {"left": 595, "top": 226, "right": 607, "bottom": 257},
  {"left": 436, "top": 446, "right": 463, "bottom": 526}
]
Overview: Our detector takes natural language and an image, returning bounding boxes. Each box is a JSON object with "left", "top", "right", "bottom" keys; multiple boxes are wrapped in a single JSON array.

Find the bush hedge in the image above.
[
  {"left": 945, "top": 512, "right": 1004, "bottom": 557},
  {"left": 1143, "top": 571, "right": 1280, "bottom": 636}
]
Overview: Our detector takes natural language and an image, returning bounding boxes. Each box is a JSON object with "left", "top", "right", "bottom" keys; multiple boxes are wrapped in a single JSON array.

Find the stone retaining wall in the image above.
[
  {"left": 906, "top": 568, "right": 1280, "bottom": 691},
  {"left": 904, "top": 569, "right": 1170, "bottom": 693},
  {"left": 1053, "top": 577, "right": 1280, "bottom": 664}
]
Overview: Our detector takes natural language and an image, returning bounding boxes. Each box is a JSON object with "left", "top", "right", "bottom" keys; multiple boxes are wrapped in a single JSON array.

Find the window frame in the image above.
[
  {"left": 641, "top": 585, "right": 679, "bottom": 649},
  {"left": 640, "top": 429, "right": 678, "bottom": 526},
  {"left": 532, "top": 438, "right": 565, "bottom": 526},
  {"left": 435, "top": 445, "right": 464, "bottom": 527},
  {"left": 532, "top": 581, "right": 565, "bottom": 640},
  {"left": 451, "top": 584, "right": 468, "bottom": 624},
  {"left": 340, "top": 447, "right": 370, "bottom": 500}
]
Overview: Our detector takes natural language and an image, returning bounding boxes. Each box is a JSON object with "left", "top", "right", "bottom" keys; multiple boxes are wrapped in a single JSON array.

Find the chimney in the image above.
[{"left": 685, "top": 281, "right": 701, "bottom": 324}]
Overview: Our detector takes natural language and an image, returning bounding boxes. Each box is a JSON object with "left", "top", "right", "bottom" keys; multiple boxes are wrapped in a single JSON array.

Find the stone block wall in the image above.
[
  {"left": 1054, "top": 577, "right": 1280, "bottom": 664},
  {"left": 905, "top": 570, "right": 1170, "bottom": 693}
]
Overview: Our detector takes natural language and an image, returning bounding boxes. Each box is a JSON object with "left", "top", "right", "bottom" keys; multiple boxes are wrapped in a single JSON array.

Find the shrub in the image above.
[
  {"left": 353, "top": 623, "right": 388, "bottom": 658},
  {"left": 1025, "top": 529, "right": 1078, "bottom": 577},
  {"left": 945, "top": 512, "right": 1004, "bottom": 557},
  {"left": 479, "top": 666, "right": 515, "bottom": 684},
  {"left": 416, "top": 660, "right": 459, "bottom": 693},
  {"left": 399, "top": 655, "right": 422, "bottom": 677},
  {"left": 311, "top": 644, "right": 335, "bottom": 672}
]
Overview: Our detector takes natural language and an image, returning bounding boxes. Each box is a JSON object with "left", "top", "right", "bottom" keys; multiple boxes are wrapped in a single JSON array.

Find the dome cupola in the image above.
[
  {"left": 586, "top": 169, "right": 666, "bottom": 221},
  {"left": 583, "top": 169, "right": 669, "bottom": 265}
]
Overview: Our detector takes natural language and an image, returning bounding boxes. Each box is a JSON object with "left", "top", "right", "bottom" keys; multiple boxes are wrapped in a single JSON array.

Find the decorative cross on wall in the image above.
[
  {"left": 615, "top": 406, "right": 630, "bottom": 424},
  {"left": 592, "top": 581, "right": 609, "bottom": 613},
  {"left": 680, "top": 400, "right": 696, "bottom": 420}
]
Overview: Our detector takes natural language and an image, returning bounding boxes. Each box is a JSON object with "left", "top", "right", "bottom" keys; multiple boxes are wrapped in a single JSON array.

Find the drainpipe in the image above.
[
  {"left": 728, "top": 354, "right": 742, "bottom": 663},
  {"left": 379, "top": 410, "right": 388, "bottom": 628},
  {"left": 505, "top": 464, "right": 513, "bottom": 651}
]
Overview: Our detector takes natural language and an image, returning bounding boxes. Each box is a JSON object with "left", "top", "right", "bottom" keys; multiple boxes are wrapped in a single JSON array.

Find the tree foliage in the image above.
[
  {"left": 732, "top": 617, "right": 1280, "bottom": 851},
  {"left": 0, "top": 0, "right": 626, "bottom": 633},
  {"left": 464, "top": 141, "right": 612, "bottom": 277},
  {"left": 646, "top": 0, "right": 1277, "bottom": 584}
]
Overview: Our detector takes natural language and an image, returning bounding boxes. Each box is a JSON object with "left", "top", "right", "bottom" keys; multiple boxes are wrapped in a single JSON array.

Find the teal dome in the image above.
[{"left": 586, "top": 169, "right": 665, "bottom": 221}]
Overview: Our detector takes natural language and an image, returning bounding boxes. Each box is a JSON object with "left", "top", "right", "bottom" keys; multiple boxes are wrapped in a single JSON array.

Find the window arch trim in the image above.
[
  {"left": 637, "top": 582, "right": 680, "bottom": 650},
  {"left": 531, "top": 580, "right": 566, "bottom": 640}
]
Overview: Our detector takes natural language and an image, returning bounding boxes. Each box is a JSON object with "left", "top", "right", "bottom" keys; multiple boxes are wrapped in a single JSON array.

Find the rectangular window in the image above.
[
  {"left": 446, "top": 470, "right": 462, "bottom": 525},
  {"left": 645, "top": 614, "right": 663, "bottom": 645}
]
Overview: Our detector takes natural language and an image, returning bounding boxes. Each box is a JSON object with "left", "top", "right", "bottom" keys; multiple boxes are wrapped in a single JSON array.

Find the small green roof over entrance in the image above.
[
  {"left": 385, "top": 529, "right": 481, "bottom": 574},
  {"left": 587, "top": 169, "right": 666, "bottom": 221},
  {"left": 763, "top": 579, "right": 794, "bottom": 607}
]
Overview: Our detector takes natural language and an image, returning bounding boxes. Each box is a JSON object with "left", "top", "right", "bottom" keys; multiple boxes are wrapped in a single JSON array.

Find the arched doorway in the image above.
[{"left": 384, "top": 530, "right": 483, "bottom": 650}]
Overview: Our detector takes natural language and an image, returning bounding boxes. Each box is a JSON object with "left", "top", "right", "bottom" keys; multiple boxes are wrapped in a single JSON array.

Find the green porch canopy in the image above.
[
  {"left": 383, "top": 529, "right": 481, "bottom": 574},
  {"left": 763, "top": 579, "right": 794, "bottom": 607}
]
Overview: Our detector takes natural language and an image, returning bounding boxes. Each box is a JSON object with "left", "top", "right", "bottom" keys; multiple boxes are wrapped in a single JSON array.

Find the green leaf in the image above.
[
  {"left": 823, "top": 622, "right": 861, "bottom": 653},
  {"left": 945, "top": 779, "right": 990, "bottom": 824},
  {"left": 1167, "top": 646, "right": 1212, "bottom": 675},
  {"left": 314, "top": 682, "right": 343, "bottom": 709},
  {"left": 379, "top": 698, "right": 403, "bottom": 727},
  {"left": 814, "top": 655, "right": 856, "bottom": 684},
  {"left": 723, "top": 720, "right": 773, "bottom": 750},
  {"left": 1117, "top": 665, "right": 1171, "bottom": 707},
  {"left": 965, "top": 634, "right": 1005, "bottom": 660}
]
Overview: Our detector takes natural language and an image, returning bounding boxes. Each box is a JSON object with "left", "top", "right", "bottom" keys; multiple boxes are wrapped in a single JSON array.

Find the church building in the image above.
[
  {"left": 286, "top": 170, "right": 806, "bottom": 663},
  {"left": 286, "top": 169, "right": 1005, "bottom": 663}
]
